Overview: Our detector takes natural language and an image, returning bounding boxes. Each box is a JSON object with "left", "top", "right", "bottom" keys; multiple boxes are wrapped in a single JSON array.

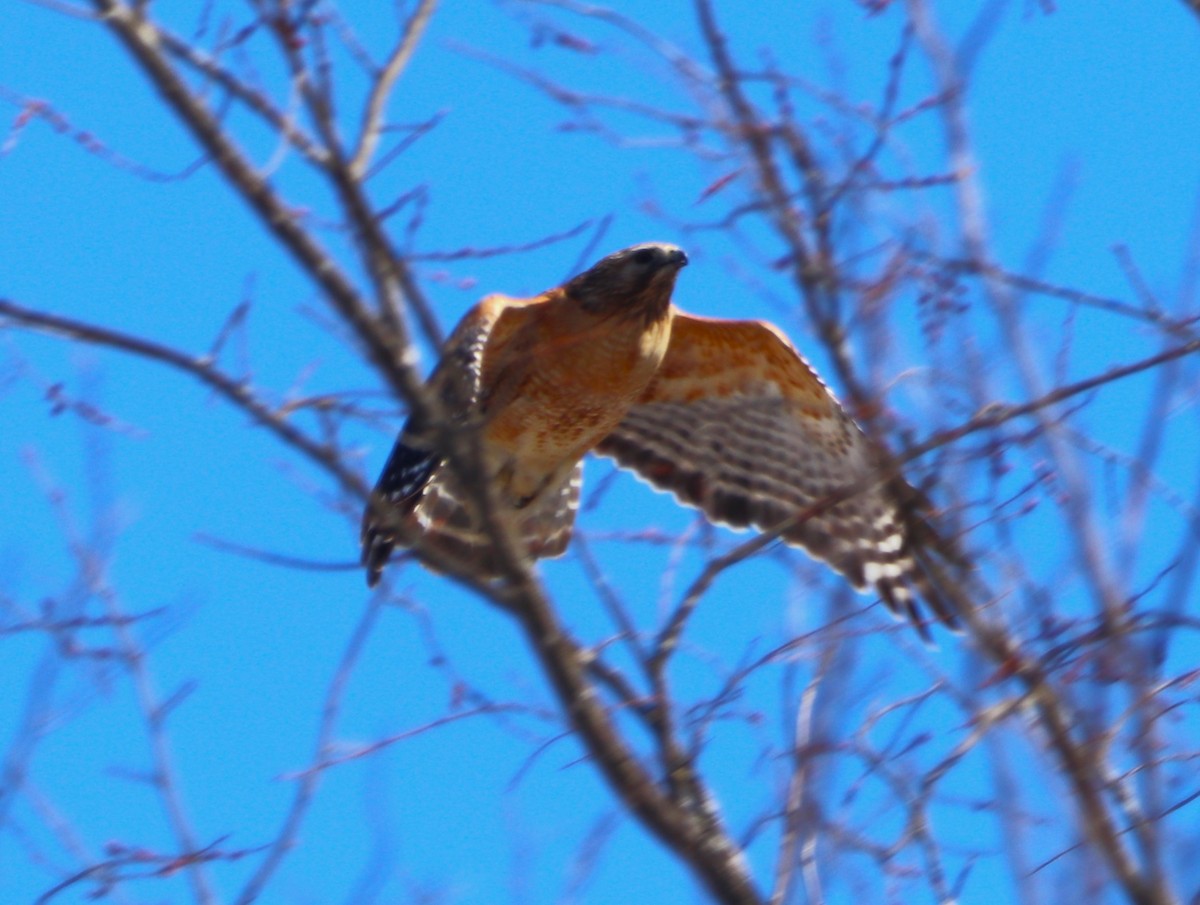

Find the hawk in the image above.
[{"left": 362, "top": 243, "right": 961, "bottom": 636}]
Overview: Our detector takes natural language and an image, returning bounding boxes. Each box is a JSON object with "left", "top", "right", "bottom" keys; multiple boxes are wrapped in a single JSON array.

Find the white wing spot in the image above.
[
  {"left": 876, "top": 532, "right": 903, "bottom": 555},
  {"left": 872, "top": 513, "right": 896, "bottom": 531},
  {"left": 864, "top": 561, "right": 906, "bottom": 583}
]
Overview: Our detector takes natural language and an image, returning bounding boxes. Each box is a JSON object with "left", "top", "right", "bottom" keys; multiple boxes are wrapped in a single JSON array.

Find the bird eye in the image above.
[{"left": 632, "top": 248, "right": 656, "bottom": 265}]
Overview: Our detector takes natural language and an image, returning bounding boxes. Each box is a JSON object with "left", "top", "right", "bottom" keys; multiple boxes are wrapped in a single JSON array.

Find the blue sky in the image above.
[{"left": 2, "top": 1, "right": 1200, "bottom": 903}]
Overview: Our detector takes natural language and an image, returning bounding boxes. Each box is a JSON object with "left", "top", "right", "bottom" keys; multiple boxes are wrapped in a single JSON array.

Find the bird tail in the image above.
[
  {"left": 875, "top": 478, "right": 975, "bottom": 642},
  {"left": 362, "top": 463, "right": 582, "bottom": 584}
]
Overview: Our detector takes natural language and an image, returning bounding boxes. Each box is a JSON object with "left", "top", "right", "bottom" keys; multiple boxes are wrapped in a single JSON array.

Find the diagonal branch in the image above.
[
  {"left": 156, "top": 27, "right": 330, "bottom": 167},
  {"left": 87, "top": 0, "right": 424, "bottom": 404},
  {"left": 0, "top": 297, "right": 368, "bottom": 500},
  {"left": 348, "top": 0, "right": 439, "bottom": 179}
]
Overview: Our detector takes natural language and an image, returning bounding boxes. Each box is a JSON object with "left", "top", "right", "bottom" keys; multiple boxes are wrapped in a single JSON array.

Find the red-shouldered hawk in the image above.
[{"left": 362, "top": 243, "right": 961, "bottom": 637}]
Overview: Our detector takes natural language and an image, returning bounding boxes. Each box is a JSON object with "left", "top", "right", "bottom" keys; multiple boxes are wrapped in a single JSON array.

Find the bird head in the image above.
[{"left": 564, "top": 243, "right": 688, "bottom": 321}]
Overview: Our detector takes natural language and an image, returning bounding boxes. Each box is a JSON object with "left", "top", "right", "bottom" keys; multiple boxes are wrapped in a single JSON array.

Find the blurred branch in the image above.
[
  {"left": 769, "top": 649, "right": 833, "bottom": 905},
  {"left": 692, "top": 0, "right": 872, "bottom": 414},
  {"left": 51, "top": 2, "right": 528, "bottom": 600},
  {"left": 30, "top": 460, "right": 217, "bottom": 904},
  {"left": 155, "top": 28, "right": 329, "bottom": 167},
  {"left": 348, "top": 0, "right": 439, "bottom": 178},
  {"left": 453, "top": 43, "right": 710, "bottom": 136},
  {"left": 193, "top": 533, "right": 364, "bottom": 573},
  {"left": 235, "top": 597, "right": 385, "bottom": 904},
  {"left": 18, "top": 0, "right": 93, "bottom": 18},
  {"left": 0, "top": 298, "right": 370, "bottom": 502},
  {"left": 906, "top": 4, "right": 1182, "bottom": 899},
  {"left": 929, "top": 255, "right": 1199, "bottom": 340},
  {"left": 249, "top": 0, "right": 445, "bottom": 350},
  {"left": 88, "top": 0, "right": 428, "bottom": 403},
  {"left": 522, "top": 0, "right": 711, "bottom": 87}
]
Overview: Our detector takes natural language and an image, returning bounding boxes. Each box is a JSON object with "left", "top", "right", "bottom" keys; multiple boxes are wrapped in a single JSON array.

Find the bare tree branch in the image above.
[
  {"left": 7, "top": 3, "right": 1199, "bottom": 903},
  {"left": 0, "top": 297, "right": 369, "bottom": 501},
  {"left": 88, "top": 0, "right": 427, "bottom": 402},
  {"left": 348, "top": 0, "right": 439, "bottom": 178}
]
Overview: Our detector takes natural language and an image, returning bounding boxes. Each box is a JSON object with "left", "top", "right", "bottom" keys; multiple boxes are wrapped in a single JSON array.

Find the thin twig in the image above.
[
  {"left": 0, "top": 298, "right": 369, "bottom": 501},
  {"left": 348, "top": 0, "right": 439, "bottom": 178},
  {"left": 235, "top": 597, "right": 385, "bottom": 904}
]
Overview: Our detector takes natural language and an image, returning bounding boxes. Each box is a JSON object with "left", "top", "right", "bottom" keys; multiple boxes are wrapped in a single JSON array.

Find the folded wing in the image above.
[{"left": 362, "top": 295, "right": 574, "bottom": 584}]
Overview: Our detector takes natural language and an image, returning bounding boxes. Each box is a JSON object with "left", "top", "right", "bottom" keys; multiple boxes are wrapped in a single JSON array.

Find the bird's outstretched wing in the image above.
[{"left": 595, "top": 312, "right": 959, "bottom": 637}]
